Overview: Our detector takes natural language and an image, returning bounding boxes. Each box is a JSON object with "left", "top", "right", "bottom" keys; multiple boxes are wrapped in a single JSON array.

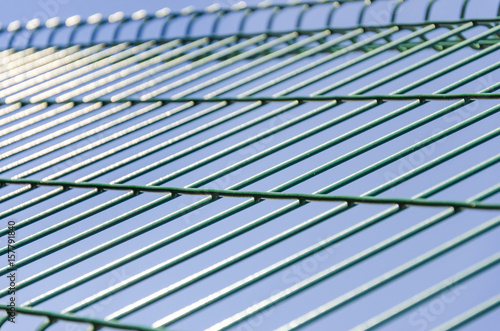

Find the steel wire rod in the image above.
[
  {"left": 149, "top": 30, "right": 335, "bottom": 100},
  {"left": 1, "top": 26, "right": 498, "bottom": 314},
  {"left": 78, "top": 36, "right": 231, "bottom": 101},
  {"left": 0, "top": 48, "right": 30, "bottom": 67},
  {"left": 25, "top": 101, "right": 500, "bottom": 319},
  {"left": 27, "top": 41, "right": 157, "bottom": 102},
  {"left": 239, "top": 23, "right": 476, "bottom": 98},
  {"left": 0, "top": 36, "right": 250, "bottom": 169},
  {"left": 0, "top": 43, "right": 107, "bottom": 100},
  {"left": 107, "top": 34, "right": 272, "bottom": 101},
  {"left": 431, "top": 293, "right": 500, "bottom": 331},
  {"left": 351, "top": 253, "right": 500, "bottom": 330},
  {"left": 48, "top": 148, "right": 500, "bottom": 318},
  {"left": 0, "top": 102, "right": 128, "bottom": 163},
  {"left": 0, "top": 27, "right": 402, "bottom": 222},
  {"left": 0, "top": 102, "right": 75, "bottom": 139},
  {"left": 241, "top": 213, "right": 500, "bottom": 331},
  {"left": 284, "top": 24, "right": 500, "bottom": 96},
  {"left": 1, "top": 57, "right": 498, "bottom": 268},
  {"left": 0, "top": 102, "right": 48, "bottom": 128},
  {"left": 100, "top": 121, "right": 500, "bottom": 324},
  {"left": 0, "top": 48, "right": 38, "bottom": 78},
  {"left": 133, "top": 32, "right": 303, "bottom": 101},
  {"left": 0, "top": 47, "right": 80, "bottom": 85},
  {"left": 1, "top": 40, "right": 498, "bottom": 280},
  {"left": 0, "top": 46, "right": 58, "bottom": 78},
  {"left": 0, "top": 103, "right": 21, "bottom": 117},
  {"left": 0, "top": 38, "right": 222, "bottom": 162},
  {"left": 1, "top": 178, "right": 499, "bottom": 210},
  {"left": 2, "top": 42, "right": 143, "bottom": 103},
  {"left": 1, "top": 93, "right": 499, "bottom": 107},
  {"left": 0, "top": 39, "right": 203, "bottom": 155},
  {"left": 52, "top": 39, "right": 188, "bottom": 102},
  {"left": 0, "top": 102, "right": 100, "bottom": 151},
  {"left": 0, "top": 305, "right": 163, "bottom": 331},
  {"left": 37, "top": 33, "right": 272, "bottom": 103}
]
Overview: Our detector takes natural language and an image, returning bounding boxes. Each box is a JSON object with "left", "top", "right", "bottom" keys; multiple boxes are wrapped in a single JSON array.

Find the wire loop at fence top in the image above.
[{"left": 2, "top": 0, "right": 500, "bottom": 49}]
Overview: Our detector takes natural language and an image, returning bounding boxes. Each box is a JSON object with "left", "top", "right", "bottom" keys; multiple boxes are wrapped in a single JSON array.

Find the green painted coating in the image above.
[
  {"left": 0, "top": 2, "right": 499, "bottom": 329},
  {"left": 433, "top": 293, "right": 500, "bottom": 330},
  {"left": 39, "top": 102, "right": 500, "bottom": 319},
  {"left": 1, "top": 178, "right": 499, "bottom": 210},
  {"left": 353, "top": 252, "right": 500, "bottom": 330},
  {"left": 0, "top": 305, "right": 163, "bottom": 331},
  {"left": 5, "top": 16, "right": 500, "bottom": 51},
  {"left": 107, "top": 118, "right": 500, "bottom": 325},
  {"left": 274, "top": 214, "right": 500, "bottom": 330},
  {"left": 1, "top": 26, "right": 498, "bottom": 300},
  {"left": 0, "top": 93, "right": 498, "bottom": 107}
]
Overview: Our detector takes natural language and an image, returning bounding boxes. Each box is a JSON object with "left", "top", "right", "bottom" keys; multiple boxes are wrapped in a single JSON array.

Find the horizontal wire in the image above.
[
  {"left": 0, "top": 5, "right": 497, "bottom": 331},
  {"left": 0, "top": 16, "right": 497, "bottom": 330},
  {"left": 6, "top": 18, "right": 500, "bottom": 53},
  {"left": 2, "top": 26, "right": 496, "bottom": 300},
  {"left": 0, "top": 305, "right": 163, "bottom": 331},
  {"left": 0, "top": 93, "right": 498, "bottom": 107},
  {"left": 117, "top": 121, "right": 500, "bottom": 325},
  {"left": 59, "top": 150, "right": 500, "bottom": 319},
  {"left": 1, "top": 178, "right": 499, "bottom": 210}
]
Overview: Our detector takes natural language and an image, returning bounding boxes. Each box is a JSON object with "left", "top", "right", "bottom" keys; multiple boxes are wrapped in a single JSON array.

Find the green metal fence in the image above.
[{"left": 0, "top": 0, "right": 499, "bottom": 330}]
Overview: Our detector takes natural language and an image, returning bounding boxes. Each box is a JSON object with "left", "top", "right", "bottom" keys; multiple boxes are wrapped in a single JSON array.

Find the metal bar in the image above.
[
  {"left": 0, "top": 27, "right": 402, "bottom": 223},
  {"left": 1, "top": 34, "right": 497, "bottom": 285},
  {"left": 34, "top": 93, "right": 500, "bottom": 314},
  {"left": 1, "top": 93, "right": 499, "bottom": 107},
  {"left": 0, "top": 178, "right": 499, "bottom": 210},
  {"left": 271, "top": 213, "right": 500, "bottom": 331},
  {"left": 105, "top": 120, "right": 500, "bottom": 324},
  {"left": 0, "top": 305, "right": 163, "bottom": 331},
  {"left": 351, "top": 252, "right": 500, "bottom": 330},
  {"left": 431, "top": 293, "right": 500, "bottom": 331},
  {"left": 0, "top": 44, "right": 106, "bottom": 100},
  {"left": 0, "top": 2, "right": 498, "bottom": 330}
]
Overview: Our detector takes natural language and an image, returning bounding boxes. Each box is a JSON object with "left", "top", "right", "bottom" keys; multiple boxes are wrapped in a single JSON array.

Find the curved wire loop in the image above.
[
  {"left": 326, "top": 1, "right": 342, "bottom": 27},
  {"left": 0, "top": 0, "right": 499, "bottom": 48},
  {"left": 391, "top": 0, "right": 404, "bottom": 23},
  {"left": 238, "top": 8, "right": 255, "bottom": 34},
  {"left": 267, "top": 6, "right": 282, "bottom": 31},
  {"left": 26, "top": 24, "right": 43, "bottom": 48},
  {"left": 7, "top": 30, "right": 21, "bottom": 49},
  {"left": 113, "top": 18, "right": 132, "bottom": 43},
  {"left": 185, "top": 12, "right": 202, "bottom": 37},
  {"left": 160, "top": 14, "right": 177, "bottom": 39},
  {"left": 296, "top": 4, "right": 310, "bottom": 29}
]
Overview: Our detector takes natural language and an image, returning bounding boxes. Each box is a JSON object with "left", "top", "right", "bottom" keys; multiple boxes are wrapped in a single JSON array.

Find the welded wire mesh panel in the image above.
[{"left": 0, "top": 0, "right": 500, "bottom": 330}]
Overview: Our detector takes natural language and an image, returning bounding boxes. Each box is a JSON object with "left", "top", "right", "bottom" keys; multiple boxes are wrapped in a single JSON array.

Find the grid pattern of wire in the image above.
[{"left": 0, "top": 0, "right": 500, "bottom": 330}]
